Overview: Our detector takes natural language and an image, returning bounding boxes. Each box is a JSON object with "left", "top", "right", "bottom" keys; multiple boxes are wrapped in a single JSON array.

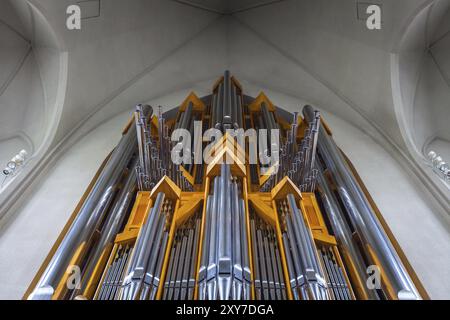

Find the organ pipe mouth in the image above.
[{"left": 398, "top": 290, "right": 420, "bottom": 300}]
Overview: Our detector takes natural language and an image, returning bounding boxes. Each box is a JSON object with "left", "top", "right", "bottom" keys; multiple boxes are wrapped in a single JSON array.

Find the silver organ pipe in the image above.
[
  {"left": 119, "top": 192, "right": 172, "bottom": 300},
  {"left": 278, "top": 195, "right": 329, "bottom": 300},
  {"left": 303, "top": 105, "right": 421, "bottom": 300},
  {"left": 198, "top": 165, "right": 251, "bottom": 300},
  {"left": 26, "top": 72, "right": 424, "bottom": 302},
  {"left": 28, "top": 106, "right": 151, "bottom": 300}
]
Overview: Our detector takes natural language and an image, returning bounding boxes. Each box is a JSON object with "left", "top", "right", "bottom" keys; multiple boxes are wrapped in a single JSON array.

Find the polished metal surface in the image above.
[
  {"left": 163, "top": 214, "right": 201, "bottom": 300},
  {"left": 136, "top": 104, "right": 192, "bottom": 192},
  {"left": 303, "top": 105, "right": 421, "bottom": 300},
  {"left": 28, "top": 110, "right": 147, "bottom": 300},
  {"left": 199, "top": 165, "right": 251, "bottom": 300},
  {"left": 26, "top": 72, "right": 424, "bottom": 302},
  {"left": 262, "top": 109, "right": 320, "bottom": 192},
  {"left": 120, "top": 192, "right": 172, "bottom": 300},
  {"left": 73, "top": 163, "right": 138, "bottom": 298},
  {"left": 279, "top": 195, "right": 329, "bottom": 300},
  {"left": 316, "top": 163, "right": 377, "bottom": 299},
  {"left": 250, "top": 213, "right": 287, "bottom": 300}
]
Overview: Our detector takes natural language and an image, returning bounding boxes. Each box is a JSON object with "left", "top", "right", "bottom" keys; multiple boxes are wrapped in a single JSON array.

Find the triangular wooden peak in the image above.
[
  {"left": 210, "top": 132, "right": 247, "bottom": 162},
  {"left": 248, "top": 92, "right": 276, "bottom": 113},
  {"left": 212, "top": 75, "right": 243, "bottom": 92},
  {"left": 206, "top": 133, "right": 246, "bottom": 177},
  {"left": 248, "top": 193, "right": 277, "bottom": 228},
  {"left": 271, "top": 176, "right": 302, "bottom": 201},
  {"left": 206, "top": 147, "right": 246, "bottom": 178},
  {"left": 206, "top": 132, "right": 247, "bottom": 177},
  {"left": 174, "top": 192, "right": 204, "bottom": 228},
  {"left": 179, "top": 92, "right": 206, "bottom": 112},
  {"left": 150, "top": 176, "right": 182, "bottom": 202}
]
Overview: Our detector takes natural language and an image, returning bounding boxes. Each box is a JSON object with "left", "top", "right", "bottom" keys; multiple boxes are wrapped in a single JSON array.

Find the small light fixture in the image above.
[
  {"left": 1, "top": 149, "right": 29, "bottom": 179},
  {"left": 427, "top": 150, "right": 450, "bottom": 182}
]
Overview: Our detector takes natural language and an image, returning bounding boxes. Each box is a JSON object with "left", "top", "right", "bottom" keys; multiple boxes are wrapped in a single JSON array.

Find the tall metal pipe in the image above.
[
  {"left": 215, "top": 83, "right": 224, "bottom": 129},
  {"left": 207, "top": 177, "right": 220, "bottom": 299},
  {"left": 223, "top": 71, "right": 232, "bottom": 127},
  {"left": 217, "top": 165, "right": 232, "bottom": 299},
  {"left": 74, "top": 165, "right": 138, "bottom": 298},
  {"left": 316, "top": 165, "right": 378, "bottom": 300},
  {"left": 28, "top": 114, "right": 145, "bottom": 300},
  {"left": 120, "top": 192, "right": 166, "bottom": 300},
  {"left": 303, "top": 105, "right": 421, "bottom": 300},
  {"left": 236, "top": 91, "right": 243, "bottom": 129},
  {"left": 286, "top": 195, "right": 329, "bottom": 300},
  {"left": 180, "top": 102, "right": 193, "bottom": 131}
]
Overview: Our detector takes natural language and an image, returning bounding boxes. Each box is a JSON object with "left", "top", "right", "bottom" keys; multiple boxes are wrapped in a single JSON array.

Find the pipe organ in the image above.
[{"left": 25, "top": 71, "right": 426, "bottom": 301}]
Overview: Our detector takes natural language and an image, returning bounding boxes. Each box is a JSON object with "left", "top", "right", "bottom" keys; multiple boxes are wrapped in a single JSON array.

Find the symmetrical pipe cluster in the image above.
[
  {"left": 120, "top": 193, "right": 172, "bottom": 300},
  {"left": 27, "top": 72, "right": 423, "bottom": 301},
  {"left": 262, "top": 110, "right": 320, "bottom": 192},
  {"left": 279, "top": 194, "right": 329, "bottom": 300},
  {"left": 163, "top": 214, "right": 201, "bottom": 300},
  {"left": 73, "top": 165, "right": 138, "bottom": 299},
  {"left": 28, "top": 110, "right": 145, "bottom": 300},
  {"left": 303, "top": 105, "right": 421, "bottom": 300},
  {"left": 318, "top": 247, "right": 352, "bottom": 300},
  {"left": 135, "top": 105, "right": 192, "bottom": 191},
  {"left": 198, "top": 165, "right": 251, "bottom": 300},
  {"left": 95, "top": 245, "right": 131, "bottom": 300},
  {"left": 250, "top": 213, "right": 287, "bottom": 300},
  {"left": 211, "top": 71, "right": 243, "bottom": 131},
  {"left": 135, "top": 104, "right": 156, "bottom": 190},
  {"left": 254, "top": 102, "right": 279, "bottom": 134}
]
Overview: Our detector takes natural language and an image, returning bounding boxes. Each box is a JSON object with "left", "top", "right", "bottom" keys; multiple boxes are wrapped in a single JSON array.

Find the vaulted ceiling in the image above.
[
  {"left": 1, "top": 0, "right": 449, "bottom": 216},
  {"left": 172, "top": 0, "right": 287, "bottom": 14}
]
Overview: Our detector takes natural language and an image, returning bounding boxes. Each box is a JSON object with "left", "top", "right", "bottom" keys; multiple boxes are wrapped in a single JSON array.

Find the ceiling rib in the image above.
[
  {"left": 429, "top": 50, "right": 450, "bottom": 88},
  {"left": 429, "top": 29, "right": 450, "bottom": 49},
  {"left": 0, "top": 18, "right": 30, "bottom": 44},
  {"left": 171, "top": 0, "right": 224, "bottom": 14},
  {"left": 230, "top": 0, "right": 286, "bottom": 14},
  {"left": 0, "top": 47, "right": 32, "bottom": 98},
  {"left": 171, "top": 0, "right": 287, "bottom": 15}
]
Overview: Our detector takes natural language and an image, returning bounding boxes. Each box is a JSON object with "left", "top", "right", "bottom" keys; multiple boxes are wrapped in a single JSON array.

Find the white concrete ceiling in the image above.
[
  {"left": 172, "top": 0, "right": 286, "bottom": 14},
  {"left": 0, "top": 0, "right": 449, "bottom": 218}
]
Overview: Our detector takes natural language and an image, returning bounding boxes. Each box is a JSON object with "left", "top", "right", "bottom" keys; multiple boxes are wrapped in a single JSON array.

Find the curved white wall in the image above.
[
  {"left": 399, "top": 2, "right": 450, "bottom": 155},
  {"left": 392, "top": 0, "right": 450, "bottom": 210},
  {"left": 419, "top": 5, "right": 450, "bottom": 155},
  {"left": 0, "top": 0, "right": 39, "bottom": 155},
  {"left": 0, "top": 110, "right": 130, "bottom": 299},
  {"left": 0, "top": 0, "right": 66, "bottom": 222},
  {"left": 0, "top": 0, "right": 64, "bottom": 155}
]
